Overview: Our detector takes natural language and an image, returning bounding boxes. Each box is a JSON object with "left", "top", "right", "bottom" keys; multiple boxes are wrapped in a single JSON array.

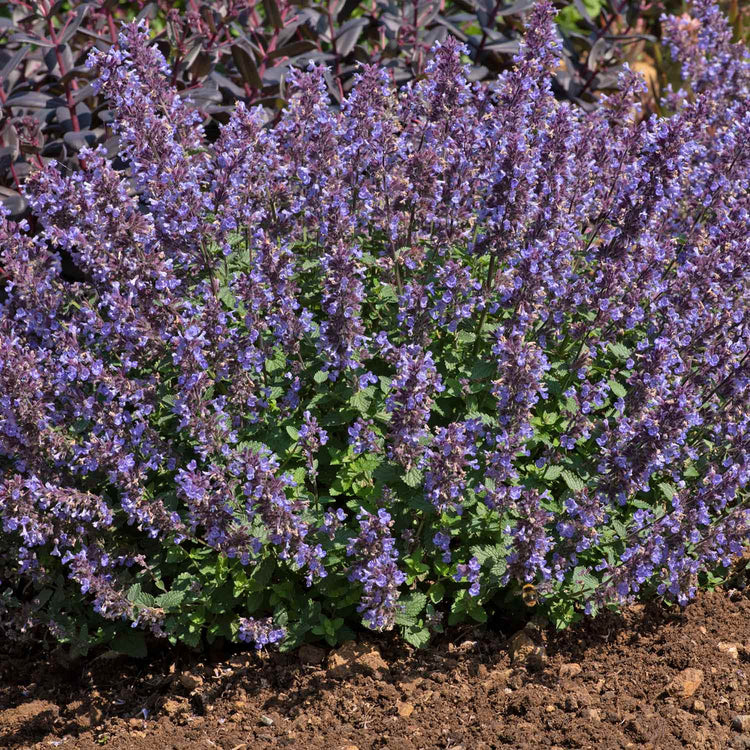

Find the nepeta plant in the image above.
[{"left": 0, "top": 0, "right": 748, "bottom": 655}]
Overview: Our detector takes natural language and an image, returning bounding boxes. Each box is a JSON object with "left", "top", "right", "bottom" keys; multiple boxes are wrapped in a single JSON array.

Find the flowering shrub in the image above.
[{"left": 0, "top": 0, "right": 748, "bottom": 656}]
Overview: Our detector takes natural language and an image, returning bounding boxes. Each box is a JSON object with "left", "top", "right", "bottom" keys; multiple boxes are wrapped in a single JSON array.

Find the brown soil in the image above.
[{"left": 3, "top": 588, "right": 750, "bottom": 750}]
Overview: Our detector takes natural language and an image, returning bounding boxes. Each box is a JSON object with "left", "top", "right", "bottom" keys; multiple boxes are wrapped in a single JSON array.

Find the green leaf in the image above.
[
  {"left": 246, "top": 590, "right": 265, "bottom": 614},
  {"left": 314, "top": 370, "right": 330, "bottom": 384},
  {"left": 402, "top": 625, "right": 431, "bottom": 648},
  {"left": 428, "top": 582, "right": 445, "bottom": 604},
  {"left": 265, "top": 350, "right": 287, "bottom": 374},
  {"left": 456, "top": 331, "right": 476, "bottom": 344},
  {"left": 543, "top": 464, "right": 563, "bottom": 481},
  {"left": 658, "top": 482, "right": 677, "bottom": 501},
  {"left": 470, "top": 543, "right": 507, "bottom": 581},
  {"left": 376, "top": 283, "right": 398, "bottom": 302},
  {"left": 608, "top": 379, "right": 627, "bottom": 398},
  {"left": 467, "top": 600, "right": 487, "bottom": 623},
  {"left": 561, "top": 470, "right": 585, "bottom": 492},
  {"left": 402, "top": 592, "right": 427, "bottom": 617},
  {"left": 218, "top": 286, "right": 236, "bottom": 310},
  {"left": 320, "top": 408, "right": 359, "bottom": 426},
  {"left": 403, "top": 467, "right": 423, "bottom": 488},
  {"left": 612, "top": 518, "right": 628, "bottom": 539},
  {"left": 286, "top": 425, "right": 300, "bottom": 440},
  {"left": 127, "top": 583, "right": 156, "bottom": 609},
  {"left": 155, "top": 590, "right": 185, "bottom": 610},
  {"left": 608, "top": 342, "right": 631, "bottom": 360},
  {"left": 470, "top": 361, "right": 496, "bottom": 379},
  {"left": 548, "top": 598, "right": 577, "bottom": 630},
  {"left": 350, "top": 388, "right": 373, "bottom": 412},
  {"left": 394, "top": 592, "right": 427, "bottom": 625}
]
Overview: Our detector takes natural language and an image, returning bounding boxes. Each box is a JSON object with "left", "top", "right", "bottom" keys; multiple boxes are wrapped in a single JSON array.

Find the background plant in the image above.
[{"left": 0, "top": 0, "right": 748, "bottom": 657}]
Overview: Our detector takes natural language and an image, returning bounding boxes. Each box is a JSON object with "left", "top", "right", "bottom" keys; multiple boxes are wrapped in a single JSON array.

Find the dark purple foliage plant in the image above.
[{"left": 0, "top": 0, "right": 748, "bottom": 655}]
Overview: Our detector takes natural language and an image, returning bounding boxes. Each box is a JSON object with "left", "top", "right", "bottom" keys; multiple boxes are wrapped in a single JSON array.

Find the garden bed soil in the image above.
[{"left": 3, "top": 588, "right": 750, "bottom": 750}]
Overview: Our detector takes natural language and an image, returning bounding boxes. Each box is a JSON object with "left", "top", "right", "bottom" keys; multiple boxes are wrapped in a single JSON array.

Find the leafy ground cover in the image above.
[{"left": 3, "top": 583, "right": 750, "bottom": 749}]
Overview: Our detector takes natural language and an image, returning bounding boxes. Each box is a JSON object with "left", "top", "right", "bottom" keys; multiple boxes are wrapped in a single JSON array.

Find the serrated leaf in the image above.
[
  {"left": 286, "top": 425, "right": 300, "bottom": 440},
  {"left": 155, "top": 590, "right": 186, "bottom": 609},
  {"left": 608, "top": 379, "right": 627, "bottom": 398},
  {"left": 127, "top": 583, "right": 156, "bottom": 608},
  {"left": 402, "top": 624, "right": 431, "bottom": 648},
  {"left": 658, "top": 482, "right": 676, "bottom": 501},
  {"left": 470, "top": 361, "right": 496, "bottom": 379},
  {"left": 394, "top": 592, "right": 427, "bottom": 625},
  {"left": 403, "top": 467, "right": 423, "bottom": 488},
  {"left": 561, "top": 470, "right": 585, "bottom": 492},
  {"left": 314, "top": 370, "right": 330, "bottom": 384},
  {"left": 376, "top": 284, "right": 397, "bottom": 302},
  {"left": 350, "top": 388, "right": 372, "bottom": 412},
  {"left": 612, "top": 518, "right": 628, "bottom": 539},
  {"left": 246, "top": 590, "right": 264, "bottom": 613},
  {"left": 265, "top": 351, "right": 286, "bottom": 374},
  {"left": 127, "top": 583, "right": 142, "bottom": 601},
  {"left": 456, "top": 331, "right": 476, "bottom": 344},
  {"left": 468, "top": 601, "right": 487, "bottom": 623},
  {"left": 543, "top": 464, "right": 563, "bottom": 481},
  {"left": 608, "top": 342, "right": 631, "bottom": 359},
  {"left": 428, "top": 582, "right": 445, "bottom": 604},
  {"left": 320, "top": 408, "right": 359, "bottom": 426},
  {"left": 218, "top": 286, "right": 236, "bottom": 309}
]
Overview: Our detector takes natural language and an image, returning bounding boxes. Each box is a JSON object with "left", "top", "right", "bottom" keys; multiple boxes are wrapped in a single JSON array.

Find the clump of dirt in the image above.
[{"left": 3, "top": 588, "right": 750, "bottom": 750}]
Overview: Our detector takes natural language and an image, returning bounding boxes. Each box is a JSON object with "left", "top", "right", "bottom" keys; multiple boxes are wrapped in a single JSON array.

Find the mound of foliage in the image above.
[
  {"left": 1, "top": 0, "right": 664, "bottom": 220},
  {"left": 0, "top": 0, "right": 748, "bottom": 657}
]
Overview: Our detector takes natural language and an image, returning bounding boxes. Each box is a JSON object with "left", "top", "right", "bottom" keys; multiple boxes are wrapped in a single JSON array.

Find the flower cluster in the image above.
[
  {"left": 237, "top": 616, "right": 286, "bottom": 650},
  {"left": 454, "top": 557, "right": 482, "bottom": 597},
  {"left": 346, "top": 504, "right": 406, "bottom": 631}
]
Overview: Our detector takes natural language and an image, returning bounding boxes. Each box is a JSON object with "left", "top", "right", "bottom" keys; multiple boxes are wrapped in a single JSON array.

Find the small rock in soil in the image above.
[
  {"left": 559, "top": 662, "right": 582, "bottom": 679},
  {"left": 508, "top": 629, "right": 546, "bottom": 670},
  {"left": 163, "top": 698, "right": 189, "bottom": 716},
  {"left": 396, "top": 701, "right": 415, "bottom": 718},
  {"left": 719, "top": 642, "right": 742, "bottom": 661},
  {"left": 328, "top": 641, "right": 389, "bottom": 679},
  {"left": 693, "top": 699, "right": 706, "bottom": 713},
  {"left": 733, "top": 715, "right": 750, "bottom": 733},
  {"left": 399, "top": 676, "right": 423, "bottom": 695},
  {"left": 667, "top": 667, "right": 704, "bottom": 698},
  {"left": 178, "top": 671, "right": 203, "bottom": 690}
]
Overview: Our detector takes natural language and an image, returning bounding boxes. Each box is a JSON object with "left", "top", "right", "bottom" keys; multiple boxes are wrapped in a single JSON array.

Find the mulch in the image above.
[{"left": 3, "top": 587, "right": 750, "bottom": 750}]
